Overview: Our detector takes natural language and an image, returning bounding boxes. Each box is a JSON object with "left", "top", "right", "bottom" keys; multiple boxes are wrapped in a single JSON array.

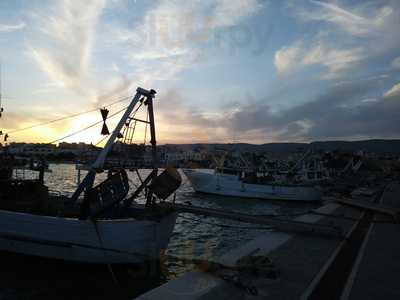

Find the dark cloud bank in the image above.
[
  {"left": 226, "top": 76, "right": 400, "bottom": 141},
  {"left": 159, "top": 75, "right": 400, "bottom": 142}
]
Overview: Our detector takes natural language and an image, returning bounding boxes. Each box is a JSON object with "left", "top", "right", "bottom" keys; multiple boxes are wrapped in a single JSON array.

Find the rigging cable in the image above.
[
  {"left": 80, "top": 102, "right": 144, "bottom": 159},
  {"left": 91, "top": 219, "right": 130, "bottom": 300},
  {"left": 47, "top": 105, "right": 128, "bottom": 144},
  {"left": 249, "top": 210, "right": 399, "bottom": 224},
  {"left": 94, "top": 135, "right": 109, "bottom": 147},
  {"left": 8, "top": 95, "right": 132, "bottom": 134}
]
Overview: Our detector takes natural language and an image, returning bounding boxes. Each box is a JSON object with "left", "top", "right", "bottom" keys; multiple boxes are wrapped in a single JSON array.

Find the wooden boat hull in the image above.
[
  {"left": 183, "top": 169, "right": 322, "bottom": 201},
  {"left": 0, "top": 209, "right": 177, "bottom": 264}
]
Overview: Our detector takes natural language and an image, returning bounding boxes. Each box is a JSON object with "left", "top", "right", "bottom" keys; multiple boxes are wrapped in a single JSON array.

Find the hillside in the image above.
[{"left": 161, "top": 139, "right": 400, "bottom": 155}]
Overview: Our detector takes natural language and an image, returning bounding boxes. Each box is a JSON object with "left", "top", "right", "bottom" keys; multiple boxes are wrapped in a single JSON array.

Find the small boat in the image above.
[
  {"left": 0, "top": 87, "right": 181, "bottom": 264},
  {"left": 183, "top": 168, "right": 322, "bottom": 201}
]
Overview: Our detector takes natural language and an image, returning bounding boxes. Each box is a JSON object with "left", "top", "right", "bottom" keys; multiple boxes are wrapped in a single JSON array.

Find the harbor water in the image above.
[{"left": 0, "top": 164, "right": 320, "bottom": 299}]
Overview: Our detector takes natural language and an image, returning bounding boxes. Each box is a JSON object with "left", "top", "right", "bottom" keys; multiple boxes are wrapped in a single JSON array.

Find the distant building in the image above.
[
  {"left": 7, "top": 143, "right": 57, "bottom": 156},
  {"left": 164, "top": 151, "right": 204, "bottom": 164},
  {"left": 4, "top": 142, "right": 100, "bottom": 159},
  {"left": 58, "top": 142, "right": 98, "bottom": 155}
]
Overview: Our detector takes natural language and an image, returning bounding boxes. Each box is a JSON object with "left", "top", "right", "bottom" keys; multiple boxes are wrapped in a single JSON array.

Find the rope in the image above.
[
  {"left": 310, "top": 211, "right": 399, "bottom": 224},
  {"left": 75, "top": 101, "right": 145, "bottom": 161},
  {"left": 178, "top": 214, "right": 273, "bottom": 230},
  {"left": 95, "top": 135, "right": 109, "bottom": 147},
  {"left": 256, "top": 209, "right": 399, "bottom": 224},
  {"left": 91, "top": 220, "right": 122, "bottom": 289},
  {"left": 8, "top": 95, "right": 131, "bottom": 134},
  {"left": 47, "top": 105, "right": 128, "bottom": 144}
]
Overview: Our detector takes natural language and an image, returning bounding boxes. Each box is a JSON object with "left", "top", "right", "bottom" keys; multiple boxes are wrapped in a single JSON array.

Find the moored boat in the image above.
[
  {"left": 183, "top": 168, "right": 321, "bottom": 201},
  {"left": 0, "top": 206, "right": 177, "bottom": 264},
  {"left": 0, "top": 87, "right": 181, "bottom": 264}
]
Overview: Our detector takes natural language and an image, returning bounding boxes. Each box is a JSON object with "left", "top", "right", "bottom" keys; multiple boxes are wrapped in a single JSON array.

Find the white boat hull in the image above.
[
  {"left": 183, "top": 169, "right": 321, "bottom": 201},
  {"left": 0, "top": 209, "right": 177, "bottom": 264}
]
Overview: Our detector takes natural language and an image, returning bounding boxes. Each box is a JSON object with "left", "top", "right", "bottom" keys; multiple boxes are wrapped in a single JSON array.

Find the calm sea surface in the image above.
[{"left": 0, "top": 164, "right": 319, "bottom": 299}]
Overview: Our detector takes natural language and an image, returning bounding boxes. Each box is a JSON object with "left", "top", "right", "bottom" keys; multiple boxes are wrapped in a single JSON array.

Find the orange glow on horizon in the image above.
[{"left": 1, "top": 110, "right": 273, "bottom": 146}]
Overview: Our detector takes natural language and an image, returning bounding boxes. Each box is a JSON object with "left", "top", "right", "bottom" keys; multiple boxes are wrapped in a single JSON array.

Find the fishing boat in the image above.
[
  {"left": 0, "top": 87, "right": 181, "bottom": 264},
  {"left": 183, "top": 167, "right": 322, "bottom": 202}
]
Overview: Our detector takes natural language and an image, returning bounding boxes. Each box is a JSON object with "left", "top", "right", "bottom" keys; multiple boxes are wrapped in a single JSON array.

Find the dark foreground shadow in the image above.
[{"left": 0, "top": 251, "right": 166, "bottom": 300}]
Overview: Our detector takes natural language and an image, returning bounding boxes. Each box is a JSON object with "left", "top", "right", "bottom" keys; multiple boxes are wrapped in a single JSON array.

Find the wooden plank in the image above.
[
  {"left": 159, "top": 203, "right": 343, "bottom": 238},
  {"left": 335, "top": 198, "right": 400, "bottom": 219}
]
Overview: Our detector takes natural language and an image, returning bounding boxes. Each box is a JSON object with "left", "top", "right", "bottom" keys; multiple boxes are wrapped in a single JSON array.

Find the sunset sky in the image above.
[{"left": 0, "top": 0, "right": 399, "bottom": 145}]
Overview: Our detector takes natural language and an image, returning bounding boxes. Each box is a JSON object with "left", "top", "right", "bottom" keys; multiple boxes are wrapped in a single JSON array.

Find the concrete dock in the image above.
[
  {"left": 136, "top": 181, "right": 399, "bottom": 300},
  {"left": 341, "top": 182, "right": 400, "bottom": 300}
]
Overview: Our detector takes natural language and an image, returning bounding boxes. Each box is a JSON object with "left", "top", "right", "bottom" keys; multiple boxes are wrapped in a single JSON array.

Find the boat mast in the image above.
[
  {"left": 91, "top": 88, "right": 154, "bottom": 169},
  {"left": 70, "top": 87, "right": 156, "bottom": 208},
  {"left": 144, "top": 95, "right": 158, "bottom": 206},
  {"left": 147, "top": 96, "right": 157, "bottom": 169},
  {"left": 0, "top": 62, "right": 3, "bottom": 119}
]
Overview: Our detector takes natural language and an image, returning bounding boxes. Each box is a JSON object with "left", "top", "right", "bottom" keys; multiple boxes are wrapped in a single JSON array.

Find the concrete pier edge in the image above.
[
  {"left": 339, "top": 183, "right": 390, "bottom": 300},
  {"left": 135, "top": 182, "right": 399, "bottom": 299},
  {"left": 135, "top": 202, "right": 343, "bottom": 299}
]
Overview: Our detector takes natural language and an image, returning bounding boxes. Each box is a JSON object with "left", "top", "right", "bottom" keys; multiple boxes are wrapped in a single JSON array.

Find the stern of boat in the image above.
[{"left": 182, "top": 169, "right": 215, "bottom": 193}]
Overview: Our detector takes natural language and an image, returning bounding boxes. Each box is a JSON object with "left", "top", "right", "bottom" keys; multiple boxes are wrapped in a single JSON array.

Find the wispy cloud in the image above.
[
  {"left": 274, "top": 40, "right": 364, "bottom": 78},
  {"left": 0, "top": 22, "right": 26, "bottom": 33},
  {"left": 113, "top": 0, "right": 263, "bottom": 83},
  {"left": 384, "top": 82, "right": 400, "bottom": 98},
  {"left": 29, "top": 0, "right": 106, "bottom": 96},
  {"left": 302, "top": 43, "right": 365, "bottom": 78},
  {"left": 277, "top": 1, "right": 399, "bottom": 79},
  {"left": 299, "top": 0, "right": 393, "bottom": 37},
  {"left": 392, "top": 57, "right": 400, "bottom": 70},
  {"left": 274, "top": 41, "right": 303, "bottom": 74}
]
